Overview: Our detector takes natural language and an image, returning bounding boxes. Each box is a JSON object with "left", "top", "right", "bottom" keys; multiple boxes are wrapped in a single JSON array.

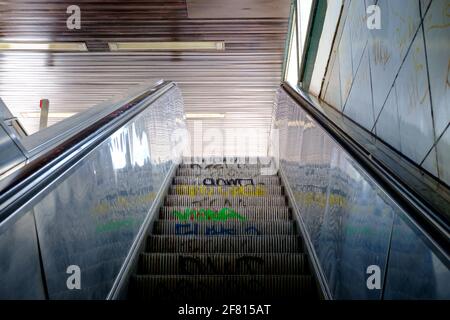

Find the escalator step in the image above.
[
  {"left": 146, "top": 235, "right": 302, "bottom": 253},
  {"left": 173, "top": 176, "right": 281, "bottom": 186},
  {"left": 165, "top": 195, "right": 287, "bottom": 206},
  {"left": 178, "top": 163, "right": 267, "bottom": 170},
  {"left": 130, "top": 275, "right": 316, "bottom": 301},
  {"left": 169, "top": 185, "right": 283, "bottom": 196},
  {"left": 160, "top": 206, "right": 291, "bottom": 221},
  {"left": 181, "top": 156, "right": 273, "bottom": 165},
  {"left": 176, "top": 168, "right": 265, "bottom": 177},
  {"left": 137, "top": 253, "right": 309, "bottom": 275},
  {"left": 153, "top": 220, "right": 297, "bottom": 235}
]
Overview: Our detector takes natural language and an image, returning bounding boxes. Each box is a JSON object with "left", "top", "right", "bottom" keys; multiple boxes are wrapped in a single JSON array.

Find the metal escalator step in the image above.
[
  {"left": 153, "top": 220, "right": 297, "bottom": 235},
  {"left": 178, "top": 163, "right": 269, "bottom": 170},
  {"left": 165, "top": 195, "right": 286, "bottom": 207},
  {"left": 181, "top": 156, "right": 273, "bottom": 165},
  {"left": 169, "top": 185, "right": 283, "bottom": 196},
  {"left": 160, "top": 206, "right": 291, "bottom": 221},
  {"left": 146, "top": 235, "right": 302, "bottom": 253},
  {"left": 173, "top": 176, "right": 281, "bottom": 186},
  {"left": 130, "top": 275, "right": 316, "bottom": 301},
  {"left": 176, "top": 168, "right": 265, "bottom": 177},
  {"left": 137, "top": 253, "right": 309, "bottom": 275}
]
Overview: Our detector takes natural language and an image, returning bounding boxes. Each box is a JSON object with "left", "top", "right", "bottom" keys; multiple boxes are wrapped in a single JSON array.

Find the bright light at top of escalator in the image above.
[
  {"left": 130, "top": 123, "right": 150, "bottom": 168},
  {"left": 109, "top": 129, "right": 128, "bottom": 170}
]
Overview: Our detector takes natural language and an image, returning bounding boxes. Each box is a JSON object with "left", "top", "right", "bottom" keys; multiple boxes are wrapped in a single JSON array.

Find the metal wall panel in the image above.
[
  {"left": 375, "top": 86, "right": 401, "bottom": 151},
  {"left": 342, "top": 47, "right": 375, "bottom": 132},
  {"left": 423, "top": 0, "right": 450, "bottom": 139},
  {"left": 395, "top": 31, "right": 434, "bottom": 165}
]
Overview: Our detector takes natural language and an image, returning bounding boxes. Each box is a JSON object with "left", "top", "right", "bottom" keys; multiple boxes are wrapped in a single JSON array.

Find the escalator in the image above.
[
  {"left": 129, "top": 159, "right": 318, "bottom": 301},
  {"left": 0, "top": 80, "right": 448, "bottom": 301}
]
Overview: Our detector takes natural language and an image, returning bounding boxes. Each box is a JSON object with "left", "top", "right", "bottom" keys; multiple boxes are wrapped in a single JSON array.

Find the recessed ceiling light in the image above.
[
  {"left": 0, "top": 42, "right": 88, "bottom": 52},
  {"left": 108, "top": 41, "right": 225, "bottom": 51},
  {"left": 21, "top": 112, "right": 77, "bottom": 118},
  {"left": 185, "top": 113, "right": 225, "bottom": 119}
]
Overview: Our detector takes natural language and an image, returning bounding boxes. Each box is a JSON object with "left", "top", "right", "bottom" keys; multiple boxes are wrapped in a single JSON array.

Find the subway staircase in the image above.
[{"left": 129, "top": 158, "right": 318, "bottom": 302}]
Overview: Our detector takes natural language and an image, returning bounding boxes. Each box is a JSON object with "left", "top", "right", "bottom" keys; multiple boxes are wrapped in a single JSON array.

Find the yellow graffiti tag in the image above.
[{"left": 175, "top": 185, "right": 267, "bottom": 197}]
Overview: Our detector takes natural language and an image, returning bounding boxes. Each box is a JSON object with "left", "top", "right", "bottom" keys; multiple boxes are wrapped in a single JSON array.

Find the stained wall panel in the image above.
[
  {"left": 375, "top": 86, "right": 401, "bottom": 151},
  {"left": 342, "top": 47, "right": 375, "bottom": 132},
  {"left": 395, "top": 30, "right": 434, "bottom": 165},
  {"left": 423, "top": 0, "right": 450, "bottom": 139}
]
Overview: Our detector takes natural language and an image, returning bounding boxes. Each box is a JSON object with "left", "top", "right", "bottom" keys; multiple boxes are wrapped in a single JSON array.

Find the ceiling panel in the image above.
[
  {"left": 0, "top": 0, "right": 289, "bottom": 156},
  {"left": 187, "top": 0, "right": 291, "bottom": 19}
]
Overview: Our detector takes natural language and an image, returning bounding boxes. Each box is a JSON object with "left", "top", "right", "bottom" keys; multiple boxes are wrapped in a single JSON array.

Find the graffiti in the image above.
[
  {"left": 203, "top": 178, "right": 257, "bottom": 186},
  {"left": 176, "top": 223, "right": 199, "bottom": 235},
  {"left": 174, "top": 223, "right": 260, "bottom": 236},
  {"left": 294, "top": 191, "right": 348, "bottom": 209},
  {"left": 95, "top": 217, "right": 136, "bottom": 233},
  {"left": 172, "top": 207, "right": 247, "bottom": 221},
  {"left": 175, "top": 185, "right": 266, "bottom": 197},
  {"left": 92, "top": 191, "right": 157, "bottom": 215},
  {"left": 190, "top": 197, "right": 250, "bottom": 207}
]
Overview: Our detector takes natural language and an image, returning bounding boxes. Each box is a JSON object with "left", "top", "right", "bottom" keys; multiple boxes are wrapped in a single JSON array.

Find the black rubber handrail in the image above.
[
  {"left": 282, "top": 83, "right": 449, "bottom": 255},
  {"left": 0, "top": 81, "right": 176, "bottom": 228}
]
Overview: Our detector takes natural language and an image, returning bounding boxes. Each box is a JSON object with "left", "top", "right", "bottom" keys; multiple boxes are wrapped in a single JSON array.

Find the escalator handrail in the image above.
[
  {"left": 0, "top": 80, "right": 176, "bottom": 230},
  {"left": 281, "top": 82, "right": 449, "bottom": 255}
]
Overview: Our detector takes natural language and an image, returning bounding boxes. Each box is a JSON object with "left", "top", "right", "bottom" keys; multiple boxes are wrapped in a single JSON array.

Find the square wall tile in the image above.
[
  {"left": 375, "top": 85, "right": 402, "bottom": 150},
  {"left": 395, "top": 30, "right": 435, "bottom": 165},
  {"left": 423, "top": 0, "right": 450, "bottom": 138},
  {"left": 348, "top": 0, "right": 369, "bottom": 72},
  {"left": 343, "top": 47, "right": 375, "bottom": 131}
]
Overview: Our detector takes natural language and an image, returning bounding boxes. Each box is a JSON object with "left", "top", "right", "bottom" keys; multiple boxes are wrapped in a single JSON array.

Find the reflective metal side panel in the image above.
[
  {"left": 0, "top": 211, "right": 46, "bottom": 299},
  {"left": 28, "top": 86, "right": 185, "bottom": 299},
  {"left": 384, "top": 213, "right": 450, "bottom": 299},
  {"left": 0, "top": 124, "right": 26, "bottom": 176},
  {"left": 272, "top": 88, "right": 449, "bottom": 299}
]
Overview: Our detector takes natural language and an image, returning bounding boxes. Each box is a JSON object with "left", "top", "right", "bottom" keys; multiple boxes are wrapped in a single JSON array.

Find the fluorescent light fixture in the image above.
[
  {"left": 21, "top": 112, "right": 77, "bottom": 118},
  {"left": 108, "top": 41, "right": 225, "bottom": 51},
  {"left": 0, "top": 42, "right": 88, "bottom": 51},
  {"left": 185, "top": 113, "right": 225, "bottom": 119}
]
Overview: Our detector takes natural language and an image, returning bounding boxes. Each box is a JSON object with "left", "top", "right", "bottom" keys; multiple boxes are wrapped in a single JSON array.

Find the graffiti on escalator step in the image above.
[
  {"left": 203, "top": 178, "right": 258, "bottom": 186},
  {"left": 175, "top": 185, "right": 267, "bottom": 197},
  {"left": 189, "top": 197, "right": 249, "bottom": 207}
]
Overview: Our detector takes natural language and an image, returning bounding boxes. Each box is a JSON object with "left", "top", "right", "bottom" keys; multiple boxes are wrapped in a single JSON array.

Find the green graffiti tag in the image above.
[{"left": 172, "top": 207, "right": 247, "bottom": 221}]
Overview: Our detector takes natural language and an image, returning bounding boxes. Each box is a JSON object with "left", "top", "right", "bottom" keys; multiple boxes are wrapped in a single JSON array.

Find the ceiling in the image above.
[{"left": 0, "top": 0, "right": 290, "bottom": 156}]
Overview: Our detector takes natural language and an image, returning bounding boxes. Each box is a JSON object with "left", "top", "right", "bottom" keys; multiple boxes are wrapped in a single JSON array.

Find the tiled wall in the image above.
[{"left": 321, "top": 0, "right": 449, "bottom": 186}]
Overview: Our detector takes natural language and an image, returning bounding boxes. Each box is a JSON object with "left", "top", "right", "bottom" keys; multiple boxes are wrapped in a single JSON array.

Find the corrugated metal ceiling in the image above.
[{"left": 0, "top": 0, "right": 290, "bottom": 156}]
